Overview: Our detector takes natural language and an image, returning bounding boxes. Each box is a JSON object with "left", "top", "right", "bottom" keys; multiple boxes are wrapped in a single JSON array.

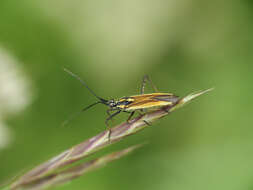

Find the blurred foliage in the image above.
[{"left": 0, "top": 0, "right": 253, "bottom": 190}]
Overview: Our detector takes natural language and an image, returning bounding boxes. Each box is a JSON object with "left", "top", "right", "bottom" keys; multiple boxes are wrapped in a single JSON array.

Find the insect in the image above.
[{"left": 63, "top": 68, "right": 180, "bottom": 133}]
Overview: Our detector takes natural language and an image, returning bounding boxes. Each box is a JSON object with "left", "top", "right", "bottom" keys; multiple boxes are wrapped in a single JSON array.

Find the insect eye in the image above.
[{"left": 108, "top": 100, "right": 117, "bottom": 107}]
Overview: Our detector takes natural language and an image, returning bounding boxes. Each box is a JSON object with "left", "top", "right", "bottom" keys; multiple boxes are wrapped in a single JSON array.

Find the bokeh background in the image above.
[{"left": 0, "top": 0, "right": 253, "bottom": 189}]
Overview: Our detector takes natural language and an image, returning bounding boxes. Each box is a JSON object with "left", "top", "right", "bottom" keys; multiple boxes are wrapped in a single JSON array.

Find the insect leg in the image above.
[
  {"left": 143, "top": 120, "right": 152, "bottom": 126},
  {"left": 105, "top": 109, "right": 120, "bottom": 126},
  {"left": 126, "top": 111, "right": 135, "bottom": 123},
  {"left": 136, "top": 110, "right": 152, "bottom": 126},
  {"left": 106, "top": 109, "right": 115, "bottom": 122},
  {"left": 140, "top": 75, "right": 158, "bottom": 94},
  {"left": 105, "top": 110, "right": 121, "bottom": 141},
  {"left": 162, "top": 107, "right": 169, "bottom": 113}
]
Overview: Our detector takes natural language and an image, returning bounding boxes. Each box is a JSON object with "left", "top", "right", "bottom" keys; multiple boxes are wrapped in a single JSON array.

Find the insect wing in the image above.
[
  {"left": 124, "top": 93, "right": 179, "bottom": 111},
  {"left": 152, "top": 94, "right": 179, "bottom": 104}
]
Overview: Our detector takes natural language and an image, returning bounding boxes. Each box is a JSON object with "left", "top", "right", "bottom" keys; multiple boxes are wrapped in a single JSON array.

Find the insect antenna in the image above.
[
  {"left": 62, "top": 101, "right": 101, "bottom": 127},
  {"left": 63, "top": 68, "right": 108, "bottom": 104}
]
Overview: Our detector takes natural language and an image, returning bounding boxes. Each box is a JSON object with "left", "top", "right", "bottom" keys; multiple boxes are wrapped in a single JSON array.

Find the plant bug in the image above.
[{"left": 63, "top": 68, "right": 180, "bottom": 137}]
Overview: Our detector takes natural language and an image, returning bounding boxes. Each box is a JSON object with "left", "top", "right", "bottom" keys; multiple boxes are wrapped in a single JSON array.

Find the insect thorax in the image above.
[{"left": 114, "top": 97, "right": 134, "bottom": 109}]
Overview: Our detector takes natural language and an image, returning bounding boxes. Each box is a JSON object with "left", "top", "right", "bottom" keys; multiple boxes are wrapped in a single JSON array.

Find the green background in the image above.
[{"left": 0, "top": 0, "right": 253, "bottom": 189}]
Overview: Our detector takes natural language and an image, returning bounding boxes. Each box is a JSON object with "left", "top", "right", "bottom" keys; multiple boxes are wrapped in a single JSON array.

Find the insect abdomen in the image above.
[{"left": 123, "top": 93, "right": 179, "bottom": 111}]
